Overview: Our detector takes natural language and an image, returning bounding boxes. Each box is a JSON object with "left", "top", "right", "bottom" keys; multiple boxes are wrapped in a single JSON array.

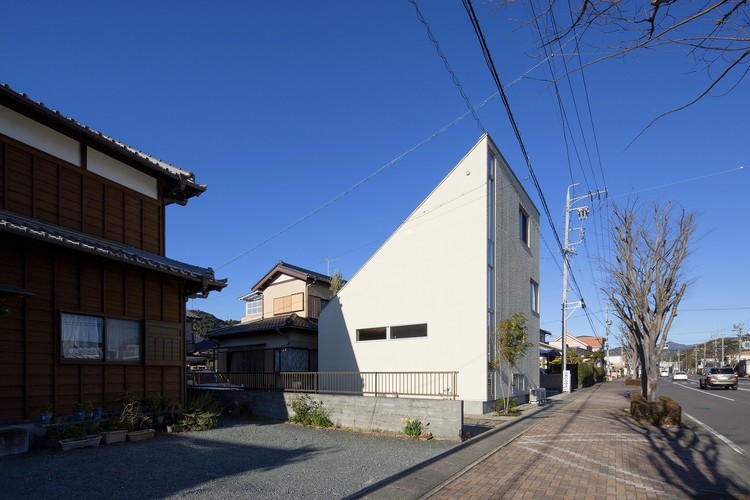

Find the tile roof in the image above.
[
  {"left": 251, "top": 260, "right": 337, "bottom": 292},
  {"left": 205, "top": 313, "right": 318, "bottom": 339},
  {"left": 0, "top": 83, "right": 205, "bottom": 205},
  {"left": 0, "top": 208, "right": 226, "bottom": 297}
]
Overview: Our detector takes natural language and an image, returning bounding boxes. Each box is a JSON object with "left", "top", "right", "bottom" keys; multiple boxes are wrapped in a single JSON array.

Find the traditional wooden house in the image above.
[{"left": 0, "top": 84, "right": 226, "bottom": 424}]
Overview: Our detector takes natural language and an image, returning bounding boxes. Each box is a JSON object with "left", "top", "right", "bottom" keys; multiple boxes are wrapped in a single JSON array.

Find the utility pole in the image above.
[
  {"left": 721, "top": 332, "right": 725, "bottom": 366},
  {"left": 735, "top": 322, "right": 744, "bottom": 365},
  {"left": 560, "top": 184, "right": 607, "bottom": 393},
  {"left": 605, "top": 305, "right": 612, "bottom": 380}
]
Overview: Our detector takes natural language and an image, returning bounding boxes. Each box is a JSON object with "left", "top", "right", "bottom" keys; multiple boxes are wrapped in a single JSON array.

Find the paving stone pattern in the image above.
[{"left": 431, "top": 383, "right": 749, "bottom": 499}]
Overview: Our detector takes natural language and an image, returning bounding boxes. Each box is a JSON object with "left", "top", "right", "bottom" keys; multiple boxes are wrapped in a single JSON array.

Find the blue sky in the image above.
[{"left": 3, "top": 2, "right": 747, "bottom": 348}]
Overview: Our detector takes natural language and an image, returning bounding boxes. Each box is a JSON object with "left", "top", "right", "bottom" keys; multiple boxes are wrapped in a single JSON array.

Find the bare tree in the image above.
[
  {"left": 604, "top": 202, "right": 695, "bottom": 401},
  {"left": 616, "top": 326, "right": 638, "bottom": 377},
  {"left": 495, "top": 0, "right": 749, "bottom": 127}
]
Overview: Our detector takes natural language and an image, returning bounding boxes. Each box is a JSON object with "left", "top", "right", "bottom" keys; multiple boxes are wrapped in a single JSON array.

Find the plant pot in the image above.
[
  {"left": 73, "top": 408, "right": 85, "bottom": 422},
  {"left": 40, "top": 413, "right": 53, "bottom": 424},
  {"left": 59, "top": 435, "right": 101, "bottom": 451},
  {"left": 92, "top": 408, "right": 104, "bottom": 421},
  {"left": 100, "top": 429, "right": 128, "bottom": 445},
  {"left": 127, "top": 429, "right": 155, "bottom": 442}
]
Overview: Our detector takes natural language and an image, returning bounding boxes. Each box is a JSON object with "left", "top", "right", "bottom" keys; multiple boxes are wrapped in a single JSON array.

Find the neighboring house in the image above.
[
  {"left": 550, "top": 333, "right": 604, "bottom": 352},
  {"left": 319, "top": 134, "right": 541, "bottom": 414},
  {"left": 0, "top": 84, "right": 226, "bottom": 422},
  {"left": 206, "top": 261, "right": 335, "bottom": 373}
]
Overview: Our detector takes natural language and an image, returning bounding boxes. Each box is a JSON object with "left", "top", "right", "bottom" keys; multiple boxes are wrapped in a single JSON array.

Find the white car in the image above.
[{"left": 672, "top": 371, "right": 688, "bottom": 381}]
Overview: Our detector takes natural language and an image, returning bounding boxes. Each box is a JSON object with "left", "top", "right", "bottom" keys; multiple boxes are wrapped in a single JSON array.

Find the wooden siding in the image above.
[
  {"left": 0, "top": 134, "right": 164, "bottom": 254},
  {"left": 0, "top": 236, "right": 186, "bottom": 420}
]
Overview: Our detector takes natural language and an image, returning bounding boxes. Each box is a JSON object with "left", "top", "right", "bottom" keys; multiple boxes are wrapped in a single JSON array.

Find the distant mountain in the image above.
[
  {"left": 663, "top": 342, "right": 693, "bottom": 352},
  {"left": 188, "top": 309, "right": 239, "bottom": 338}
]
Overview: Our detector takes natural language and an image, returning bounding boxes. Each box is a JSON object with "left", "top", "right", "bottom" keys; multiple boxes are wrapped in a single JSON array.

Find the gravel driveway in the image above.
[{"left": 0, "top": 418, "right": 456, "bottom": 499}]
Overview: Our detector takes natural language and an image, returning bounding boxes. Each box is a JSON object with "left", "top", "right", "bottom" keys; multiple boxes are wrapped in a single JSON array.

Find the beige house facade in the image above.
[
  {"left": 319, "top": 134, "right": 541, "bottom": 413},
  {"left": 208, "top": 262, "right": 334, "bottom": 373}
]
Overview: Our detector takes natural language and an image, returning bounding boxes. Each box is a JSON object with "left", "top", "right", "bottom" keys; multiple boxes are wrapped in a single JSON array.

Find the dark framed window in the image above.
[
  {"left": 530, "top": 279, "right": 540, "bottom": 314},
  {"left": 357, "top": 327, "right": 387, "bottom": 341},
  {"left": 61, "top": 312, "right": 142, "bottom": 363},
  {"left": 390, "top": 324, "right": 428, "bottom": 340},
  {"left": 519, "top": 207, "right": 529, "bottom": 245}
]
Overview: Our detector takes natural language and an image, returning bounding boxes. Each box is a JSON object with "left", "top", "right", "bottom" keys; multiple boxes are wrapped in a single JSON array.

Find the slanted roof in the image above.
[
  {"left": 577, "top": 336, "right": 605, "bottom": 350},
  {"left": 205, "top": 313, "right": 318, "bottom": 339},
  {"left": 0, "top": 208, "right": 226, "bottom": 298},
  {"left": 0, "top": 83, "right": 205, "bottom": 205},
  {"left": 251, "top": 261, "right": 334, "bottom": 293}
]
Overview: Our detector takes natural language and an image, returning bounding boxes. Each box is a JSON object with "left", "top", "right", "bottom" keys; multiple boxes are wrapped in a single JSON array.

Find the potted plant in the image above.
[
  {"left": 39, "top": 403, "right": 54, "bottom": 424},
  {"left": 118, "top": 390, "right": 155, "bottom": 442},
  {"left": 73, "top": 402, "right": 92, "bottom": 422},
  {"left": 48, "top": 423, "right": 101, "bottom": 451}
]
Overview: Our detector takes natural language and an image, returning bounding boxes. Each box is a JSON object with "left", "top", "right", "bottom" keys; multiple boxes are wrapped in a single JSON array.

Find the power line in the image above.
[{"left": 408, "top": 0, "right": 484, "bottom": 133}]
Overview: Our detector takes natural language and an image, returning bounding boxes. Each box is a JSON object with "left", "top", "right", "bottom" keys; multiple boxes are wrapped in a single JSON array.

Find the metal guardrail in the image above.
[{"left": 219, "top": 371, "right": 459, "bottom": 399}]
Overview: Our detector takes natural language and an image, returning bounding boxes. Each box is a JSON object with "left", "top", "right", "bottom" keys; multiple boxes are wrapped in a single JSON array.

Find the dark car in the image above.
[
  {"left": 186, "top": 369, "right": 244, "bottom": 391},
  {"left": 699, "top": 367, "right": 738, "bottom": 390},
  {"left": 735, "top": 359, "right": 748, "bottom": 377}
]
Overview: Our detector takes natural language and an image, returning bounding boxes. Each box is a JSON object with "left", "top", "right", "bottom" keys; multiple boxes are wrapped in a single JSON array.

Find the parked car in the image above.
[
  {"left": 672, "top": 371, "right": 688, "bottom": 381},
  {"left": 735, "top": 359, "right": 749, "bottom": 377},
  {"left": 186, "top": 369, "right": 244, "bottom": 391},
  {"left": 699, "top": 367, "right": 738, "bottom": 390}
]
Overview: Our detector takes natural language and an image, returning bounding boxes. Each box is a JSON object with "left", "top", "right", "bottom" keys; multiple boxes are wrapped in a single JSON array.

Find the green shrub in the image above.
[
  {"left": 630, "top": 393, "right": 681, "bottom": 426},
  {"left": 178, "top": 392, "right": 223, "bottom": 431},
  {"left": 401, "top": 417, "right": 423, "bottom": 437},
  {"left": 491, "top": 398, "right": 519, "bottom": 416},
  {"left": 288, "top": 394, "right": 333, "bottom": 427}
]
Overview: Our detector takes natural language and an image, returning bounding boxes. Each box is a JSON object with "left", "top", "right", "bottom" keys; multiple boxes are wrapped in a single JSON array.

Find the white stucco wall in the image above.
[
  {"left": 320, "top": 136, "right": 490, "bottom": 407},
  {"left": 0, "top": 106, "right": 80, "bottom": 166},
  {"left": 87, "top": 147, "right": 158, "bottom": 199}
]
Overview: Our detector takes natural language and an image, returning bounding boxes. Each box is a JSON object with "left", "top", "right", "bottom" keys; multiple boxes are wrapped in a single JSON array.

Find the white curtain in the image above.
[
  {"left": 106, "top": 318, "right": 141, "bottom": 361},
  {"left": 61, "top": 313, "right": 103, "bottom": 360}
]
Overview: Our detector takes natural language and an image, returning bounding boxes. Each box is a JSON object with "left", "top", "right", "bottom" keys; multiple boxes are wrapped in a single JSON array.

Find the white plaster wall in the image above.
[
  {"left": 320, "top": 136, "right": 490, "bottom": 405},
  {"left": 0, "top": 106, "right": 80, "bottom": 166},
  {"left": 87, "top": 147, "right": 158, "bottom": 199}
]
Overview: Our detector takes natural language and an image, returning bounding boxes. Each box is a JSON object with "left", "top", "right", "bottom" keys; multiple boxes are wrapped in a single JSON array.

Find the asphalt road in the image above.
[{"left": 659, "top": 374, "right": 750, "bottom": 455}]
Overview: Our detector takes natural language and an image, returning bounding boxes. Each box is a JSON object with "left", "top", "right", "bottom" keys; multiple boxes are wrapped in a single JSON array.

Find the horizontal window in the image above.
[
  {"left": 274, "top": 293, "right": 304, "bottom": 315},
  {"left": 357, "top": 327, "right": 387, "bottom": 341},
  {"left": 390, "top": 324, "right": 427, "bottom": 339},
  {"left": 62, "top": 312, "right": 142, "bottom": 363}
]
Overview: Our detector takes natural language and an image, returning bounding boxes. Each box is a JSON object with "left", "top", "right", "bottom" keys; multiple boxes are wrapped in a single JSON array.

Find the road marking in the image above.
[
  {"left": 672, "top": 382, "right": 735, "bottom": 401},
  {"left": 683, "top": 412, "right": 746, "bottom": 456}
]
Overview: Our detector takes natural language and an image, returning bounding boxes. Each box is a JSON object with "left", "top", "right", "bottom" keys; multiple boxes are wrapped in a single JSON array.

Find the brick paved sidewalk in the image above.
[{"left": 430, "top": 381, "right": 750, "bottom": 499}]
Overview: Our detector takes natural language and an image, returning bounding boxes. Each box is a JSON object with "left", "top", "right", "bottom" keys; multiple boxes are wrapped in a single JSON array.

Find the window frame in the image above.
[
  {"left": 390, "top": 323, "right": 428, "bottom": 340},
  {"left": 245, "top": 296, "right": 263, "bottom": 318},
  {"left": 60, "top": 311, "right": 143, "bottom": 364},
  {"left": 356, "top": 327, "right": 387, "bottom": 342},
  {"left": 273, "top": 292, "right": 304, "bottom": 315},
  {"left": 530, "top": 279, "right": 540, "bottom": 314},
  {"left": 519, "top": 207, "right": 530, "bottom": 246}
]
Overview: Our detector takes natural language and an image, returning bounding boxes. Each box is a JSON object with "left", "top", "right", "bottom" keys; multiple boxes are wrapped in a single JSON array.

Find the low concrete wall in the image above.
[{"left": 204, "top": 390, "right": 464, "bottom": 442}]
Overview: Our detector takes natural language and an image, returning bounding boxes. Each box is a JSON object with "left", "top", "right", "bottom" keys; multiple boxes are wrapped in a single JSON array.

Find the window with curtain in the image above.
[
  {"left": 62, "top": 313, "right": 104, "bottom": 360},
  {"left": 61, "top": 312, "right": 142, "bottom": 363}
]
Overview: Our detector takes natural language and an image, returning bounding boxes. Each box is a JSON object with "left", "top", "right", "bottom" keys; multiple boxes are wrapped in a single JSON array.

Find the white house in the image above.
[{"left": 318, "top": 134, "right": 541, "bottom": 413}]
